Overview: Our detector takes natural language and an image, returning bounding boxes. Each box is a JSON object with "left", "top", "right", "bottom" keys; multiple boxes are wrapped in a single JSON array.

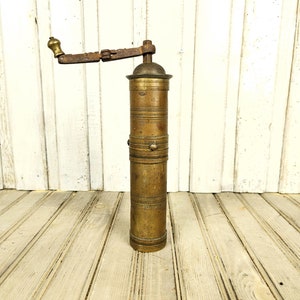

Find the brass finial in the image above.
[{"left": 47, "top": 37, "right": 65, "bottom": 58}]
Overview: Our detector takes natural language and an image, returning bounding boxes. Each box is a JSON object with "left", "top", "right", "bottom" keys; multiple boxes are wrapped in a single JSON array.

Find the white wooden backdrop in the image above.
[{"left": 0, "top": 0, "right": 299, "bottom": 193}]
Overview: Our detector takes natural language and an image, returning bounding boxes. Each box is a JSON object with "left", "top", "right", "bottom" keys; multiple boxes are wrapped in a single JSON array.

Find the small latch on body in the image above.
[{"left": 149, "top": 143, "right": 158, "bottom": 151}]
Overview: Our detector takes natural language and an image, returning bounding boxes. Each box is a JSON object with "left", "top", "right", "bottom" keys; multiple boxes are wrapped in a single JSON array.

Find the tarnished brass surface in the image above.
[
  {"left": 58, "top": 52, "right": 102, "bottom": 64},
  {"left": 127, "top": 64, "right": 171, "bottom": 252},
  {"left": 47, "top": 37, "right": 65, "bottom": 58},
  {"left": 47, "top": 37, "right": 155, "bottom": 64},
  {"left": 48, "top": 37, "right": 171, "bottom": 252}
]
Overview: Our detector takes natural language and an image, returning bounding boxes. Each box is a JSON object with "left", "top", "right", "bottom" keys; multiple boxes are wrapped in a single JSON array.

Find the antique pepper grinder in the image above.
[{"left": 48, "top": 37, "right": 171, "bottom": 252}]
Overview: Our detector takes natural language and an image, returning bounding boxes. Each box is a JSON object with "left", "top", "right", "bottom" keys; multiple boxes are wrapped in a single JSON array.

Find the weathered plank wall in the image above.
[{"left": 0, "top": 0, "right": 299, "bottom": 192}]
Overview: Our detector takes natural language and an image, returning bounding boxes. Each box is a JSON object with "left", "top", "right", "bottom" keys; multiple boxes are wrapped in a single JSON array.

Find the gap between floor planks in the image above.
[{"left": 0, "top": 190, "right": 299, "bottom": 300}]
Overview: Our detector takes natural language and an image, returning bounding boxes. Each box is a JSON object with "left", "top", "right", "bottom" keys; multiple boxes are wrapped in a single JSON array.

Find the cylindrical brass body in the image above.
[{"left": 127, "top": 63, "right": 171, "bottom": 252}]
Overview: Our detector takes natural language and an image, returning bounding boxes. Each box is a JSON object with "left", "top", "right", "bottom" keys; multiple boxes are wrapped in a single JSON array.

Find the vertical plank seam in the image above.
[
  {"left": 96, "top": 0, "right": 105, "bottom": 190},
  {"left": 221, "top": 0, "right": 245, "bottom": 192},
  {"left": 43, "top": 0, "right": 60, "bottom": 189},
  {"left": 0, "top": 6, "right": 16, "bottom": 188},
  {"left": 177, "top": 0, "right": 184, "bottom": 190},
  {"left": 34, "top": 0, "right": 50, "bottom": 190},
  {"left": 53, "top": 48, "right": 61, "bottom": 188},
  {"left": 214, "top": 193, "right": 284, "bottom": 299},
  {"left": 188, "top": 0, "right": 199, "bottom": 191},
  {"left": 145, "top": 0, "right": 149, "bottom": 39},
  {"left": 263, "top": 1, "right": 286, "bottom": 193},
  {"left": 80, "top": 0, "right": 91, "bottom": 190},
  {"left": 82, "top": 0, "right": 103, "bottom": 189},
  {"left": 52, "top": 47, "right": 61, "bottom": 190},
  {"left": 220, "top": 0, "right": 235, "bottom": 192},
  {"left": 178, "top": 0, "right": 190, "bottom": 191},
  {"left": 233, "top": 0, "right": 247, "bottom": 192},
  {"left": 278, "top": 0, "right": 300, "bottom": 192},
  {"left": 265, "top": 1, "right": 298, "bottom": 192}
]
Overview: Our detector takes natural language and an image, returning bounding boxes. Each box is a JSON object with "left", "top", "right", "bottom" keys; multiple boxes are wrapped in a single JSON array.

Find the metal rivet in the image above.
[{"left": 149, "top": 143, "right": 158, "bottom": 151}]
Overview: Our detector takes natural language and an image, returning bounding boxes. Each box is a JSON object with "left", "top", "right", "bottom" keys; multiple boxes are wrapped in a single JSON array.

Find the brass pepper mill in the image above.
[{"left": 48, "top": 37, "right": 171, "bottom": 252}]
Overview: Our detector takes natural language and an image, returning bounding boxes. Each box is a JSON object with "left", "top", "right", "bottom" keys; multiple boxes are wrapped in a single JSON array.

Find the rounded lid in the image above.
[{"left": 127, "top": 62, "right": 172, "bottom": 79}]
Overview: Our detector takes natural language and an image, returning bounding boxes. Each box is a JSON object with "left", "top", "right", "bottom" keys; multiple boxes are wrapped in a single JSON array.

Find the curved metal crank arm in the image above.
[{"left": 47, "top": 37, "right": 155, "bottom": 64}]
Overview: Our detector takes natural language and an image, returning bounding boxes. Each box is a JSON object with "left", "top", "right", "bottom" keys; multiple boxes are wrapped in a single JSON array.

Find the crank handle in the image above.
[
  {"left": 47, "top": 37, "right": 101, "bottom": 64},
  {"left": 47, "top": 37, "right": 155, "bottom": 64}
]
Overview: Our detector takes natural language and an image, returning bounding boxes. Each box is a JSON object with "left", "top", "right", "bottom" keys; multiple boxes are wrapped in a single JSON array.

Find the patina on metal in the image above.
[
  {"left": 127, "top": 56, "right": 171, "bottom": 252},
  {"left": 48, "top": 37, "right": 171, "bottom": 252},
  {"left": 48, "top": 37, "right": 156, "bottom": 64}
]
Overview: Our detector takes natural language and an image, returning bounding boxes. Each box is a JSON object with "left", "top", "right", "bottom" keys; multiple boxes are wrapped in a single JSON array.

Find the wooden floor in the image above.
[{"left": 0, "top": 191, "right": 299, "bottom": 299}]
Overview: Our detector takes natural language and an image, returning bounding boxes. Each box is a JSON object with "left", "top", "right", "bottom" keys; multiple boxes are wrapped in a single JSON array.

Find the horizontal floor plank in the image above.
[
  {"left": 0, "top": 190, "right": 299, "bottom": 300},
  {"left": 0, "top": 191, "right": 72, "bottom": 278},
  {"left": 240, "top": 193, "right": 300, "bottom": 264},
  {"left": 168, "top": 192, "right": 223, "bottom": 300},
  {"left": 0, "top": 191, "right": 49, "bottom": 242},
  {"left": 217, "top": 193, "right": 300, "bottom": 299},
  {"left": 0, "top": 191, "right": 96, "bottom": 299},
  {"left": 194, "top": 193, "right": 275, "bottom": 300},
  {"left": 286, "top": 193, "right": 300, "bottom": 204},
  {"left": 87, "top": 193, "right": 136, "bottom": 299},
  {"left": 261, "top": 193, "right": 300, "bottom": 229},
  {"left": 38, "top": 192, "right": 120, "bottom": 299},
  {"left": 0, "top": 190, "right": 28, "bottom": 214}
]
